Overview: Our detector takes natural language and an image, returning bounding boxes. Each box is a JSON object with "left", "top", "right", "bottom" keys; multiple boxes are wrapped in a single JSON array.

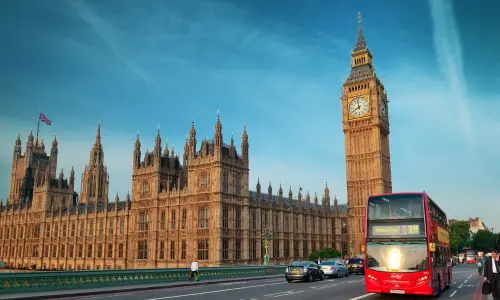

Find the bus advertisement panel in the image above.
[{"left": 364, "top": 192, "right": 452, "bottom": 296}]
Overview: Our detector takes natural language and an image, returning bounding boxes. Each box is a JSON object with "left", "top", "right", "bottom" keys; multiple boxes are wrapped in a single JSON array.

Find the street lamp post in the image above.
[{"left": 262, "top": 228, "right": 273, "bottom": 266}]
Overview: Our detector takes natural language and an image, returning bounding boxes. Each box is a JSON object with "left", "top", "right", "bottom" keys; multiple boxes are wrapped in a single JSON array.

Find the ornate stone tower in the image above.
[
  {"left": 80, "top": 122, "right": 109, "bottom": 204},
  {"left": 341, "top": 13, "right": 392, "bottom": 255}
]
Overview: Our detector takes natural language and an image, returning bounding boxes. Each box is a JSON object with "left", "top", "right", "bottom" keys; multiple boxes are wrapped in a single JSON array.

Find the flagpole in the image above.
[{"left": 36, "top": 112, "right": 40, "bottom": 138}]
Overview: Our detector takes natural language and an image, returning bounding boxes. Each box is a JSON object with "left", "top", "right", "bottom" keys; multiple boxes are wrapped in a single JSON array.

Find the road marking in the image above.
[
  {"left": 348, "top": 294, "right": 375, "bottom": 300},
  {"left": 272, "top": 291, "right": 303, "bottom": 297},
  {"left": 449, "top": 290, "right": 457, "bottom": 297},
  {"left": 264, "top": 291, "right": 291, "bottom": 297},
  {"left": 220, "top": 281, "right": 248, "bottom": 285},
  {"left": 310, "top": 283, "right": 338, "bottom": 289},
  {"left": 465, "top": 280, "right": 468, "bottom": 283},
  {"left": 458, "top": 284, "right": 463, "bottom": 288},
  {"left": 146, "top": 282, "right": 286, "bottom": 300}
]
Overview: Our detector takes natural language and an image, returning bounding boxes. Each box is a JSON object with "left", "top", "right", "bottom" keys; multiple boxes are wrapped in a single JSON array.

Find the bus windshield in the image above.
[
  {"left": 368, "top": 194, "right": 424, "bottom": 220},
  {"left": 366, "top": 241, "right": 429, "bottom": 272}
]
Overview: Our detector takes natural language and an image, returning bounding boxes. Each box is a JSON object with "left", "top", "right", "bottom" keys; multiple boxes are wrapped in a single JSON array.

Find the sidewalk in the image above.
[{"left": 0, "top": 275, "right": 282, "bottom": 300}]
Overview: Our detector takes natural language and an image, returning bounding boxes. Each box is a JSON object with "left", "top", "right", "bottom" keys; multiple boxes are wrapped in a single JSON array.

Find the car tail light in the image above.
[
  {"left": 303, "top": 267, "right": 307, "bottom": 272},
  {"left": 329, "top": 267, "right": 335, "bottom": 270}
]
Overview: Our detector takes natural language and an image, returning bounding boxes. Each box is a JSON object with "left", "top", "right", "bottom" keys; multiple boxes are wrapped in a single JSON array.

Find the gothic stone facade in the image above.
[
  {"left": 341, "top": 14, "right": 393, "bottom": 255},
  {"left": 0, "top": 117, "right": 348, "bottom": 270}
]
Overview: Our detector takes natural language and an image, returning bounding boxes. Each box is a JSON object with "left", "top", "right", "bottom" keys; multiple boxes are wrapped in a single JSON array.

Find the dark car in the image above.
[
  {"left": 347, "top": 258, "right": 364, "bottom": 275},
  {"left": 285, "top": 261, "right": 325, "bottom": 282}
]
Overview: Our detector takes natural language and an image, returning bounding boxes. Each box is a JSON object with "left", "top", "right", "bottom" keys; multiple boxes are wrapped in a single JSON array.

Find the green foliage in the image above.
[
  {"left": 471, "top": 230, "right": 495, "bottom": 252},
  {"left": 494, "top": 233, "right": 500, "bottom": 250},
  {"left": 449, "top": 221, "right": 471, "bottom": 254},
  {"left": 308, "top": 248, "right": 341, "bottom": 261}
]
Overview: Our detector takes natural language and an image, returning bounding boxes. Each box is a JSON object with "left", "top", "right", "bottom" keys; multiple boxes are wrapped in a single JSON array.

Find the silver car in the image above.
[{"left": 319, "top": 260, "right": 349, "bottom": 278}]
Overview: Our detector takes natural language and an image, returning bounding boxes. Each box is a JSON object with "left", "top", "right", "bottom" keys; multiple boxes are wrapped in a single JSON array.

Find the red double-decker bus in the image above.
[
  {"left": 464, "top": 249, "right": 476, "bottom": 264},
  {"left": 364, "top": 192, "right": 452, "bottom": 296}
]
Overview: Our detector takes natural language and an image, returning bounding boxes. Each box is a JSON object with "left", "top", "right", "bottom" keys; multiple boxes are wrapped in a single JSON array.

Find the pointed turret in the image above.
[
  {"left": 70, "top": 166, "right": 75, "bottom": 187},
  {"left": 268, "top": 181, "right": 272, "bottom": 196},
  {"left": 353, "top": 12, "right": 368, "bottom": 52},
  {"left": 154, "top": 124, "right": 162, "bottom": 151},
  {"left": 49, "top": 135, "right": 58, "bottom": 178},
  {"left": 89, "top": 122, "right": 104, "bottom": 166},
  {"left": 214, "top": 110, "right": 223, "bottom": 149},
  {"left": 164, "top": 139, "right": 170, "bottom": 157},
  {"left": 134, "top": 133, "right": 141, "bottom": 168},
  {"left": 125, "top": 191, "right": 131, "bottom": 208},
  {"left": 189, "top": 121, "right": 197, "bottom": 157},
  {"left": 256, "top": 177, "right": 261, "bottom": 201},
  {"left": 241, "top": 125, "right": 248, "bottom": 161},
  {"left": 13, "top": 133, "right": 22, "bottom": 158}
]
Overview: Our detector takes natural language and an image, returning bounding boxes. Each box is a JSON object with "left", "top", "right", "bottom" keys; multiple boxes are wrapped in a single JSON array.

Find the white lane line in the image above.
[
  {"left": 146, "top": 282, "right": 286, "bottom": 300},
  {"left": 310, "top": 284, "right": 338, "bottom": 289},
  {"left": 348, "top": 294, "right": 375, "bottom": 300},
  {"left": 220, "top": 281, "right": 248, "bottom": 285},
  {"left": 264, "top": 291, "right": 291, "bottom": 297},
  {"left": 449, "top": 290, "right": 457, "bottom": 297},
  {"left": 273, "top": 291, "right": 303, "bottom": 297},
  {"left": 458, "top": 284, "right": 463, "bottom": 288},
  {"left": 464, "top": 280, "right": 468, "bottom": 283}
]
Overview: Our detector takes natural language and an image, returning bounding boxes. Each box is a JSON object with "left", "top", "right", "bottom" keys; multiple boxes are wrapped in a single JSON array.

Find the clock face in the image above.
[
  {"left": 349, "top": 97, "right": 369, "bottom": 118},
  {"left": 380, "top": 100, "right": 388, "bottom": 119}
]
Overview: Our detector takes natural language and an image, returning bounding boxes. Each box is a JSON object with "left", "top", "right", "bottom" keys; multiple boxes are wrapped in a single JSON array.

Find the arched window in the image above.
[
  {"left": 222, "top": 172, "right": 228, "bottom": 193},
  {"left": 142, "top": 181, "right": 149, "bottom": 193},
  {"left": 199, "top": 172, "right": 208, "bottom": 189}
]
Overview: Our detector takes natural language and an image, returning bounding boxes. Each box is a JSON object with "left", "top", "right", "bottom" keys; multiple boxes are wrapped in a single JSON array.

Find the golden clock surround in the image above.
[{"left": 347, "top": 93, "right": 371, "bottom": 120}]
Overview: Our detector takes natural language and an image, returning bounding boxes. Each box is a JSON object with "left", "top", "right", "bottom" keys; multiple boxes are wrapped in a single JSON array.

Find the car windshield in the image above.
[
  {"left": 289, "top": 261, "right": 307, "bottom": 267},
  {"left": 347, "top": 259, "right": 363, "bottom": 265},
  {"left": 320, "top": 261, "right": 336, "bottom": 266},
  {"left": 368, "top": 194, "right": 424, "bottom": 220},
  {"left": 366, "top": 241, "right": 428, "bottom": 272}
]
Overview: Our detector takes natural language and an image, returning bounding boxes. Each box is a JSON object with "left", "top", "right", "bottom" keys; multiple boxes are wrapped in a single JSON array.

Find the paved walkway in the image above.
[{"left": 0, "top": 275, "right": 282, "bottom": 300}]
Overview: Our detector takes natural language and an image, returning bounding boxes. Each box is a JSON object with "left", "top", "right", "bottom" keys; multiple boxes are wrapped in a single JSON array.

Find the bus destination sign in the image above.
[{"left": 369, "top": 224, "right": 423, "bottom": 237}]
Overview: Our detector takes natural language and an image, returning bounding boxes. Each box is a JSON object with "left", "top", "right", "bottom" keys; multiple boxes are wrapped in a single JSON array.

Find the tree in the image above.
[
  {"left": 449, "top": 220, "right": 471, "bottom": 254},
  {"left": 471, "top": 229, "right": 495, "bottom": 252},
  {"left": 494, "top": 233, "right": 500, "bottom": 250},
  {"left": 308, "top": 248, "right": 341, "bottom": 261}
]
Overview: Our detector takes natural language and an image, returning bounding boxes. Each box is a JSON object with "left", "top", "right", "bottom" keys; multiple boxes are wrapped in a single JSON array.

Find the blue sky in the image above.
[{"left": 1, "top": 0, "right": 499, "bottom": 230}]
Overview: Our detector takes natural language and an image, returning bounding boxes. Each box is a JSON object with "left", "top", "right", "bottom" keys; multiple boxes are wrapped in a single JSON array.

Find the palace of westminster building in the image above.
[{"left": 0, "top": 14, "right": 392, "bottom": 270}]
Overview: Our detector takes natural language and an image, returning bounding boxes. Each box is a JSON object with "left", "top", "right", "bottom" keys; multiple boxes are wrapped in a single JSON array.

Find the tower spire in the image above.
[{"left": 353, "top": 12, "right": 368, "bottom": 52}]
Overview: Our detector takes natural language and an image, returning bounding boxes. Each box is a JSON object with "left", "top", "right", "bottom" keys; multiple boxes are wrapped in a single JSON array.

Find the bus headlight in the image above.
[{"left": 387, "top": 247, "right": 401, "bottom": 270}]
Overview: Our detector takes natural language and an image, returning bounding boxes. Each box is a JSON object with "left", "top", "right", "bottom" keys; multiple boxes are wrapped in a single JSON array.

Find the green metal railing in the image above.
[{"left": 0, "top": 265, "right": 286, "bottom": 295}]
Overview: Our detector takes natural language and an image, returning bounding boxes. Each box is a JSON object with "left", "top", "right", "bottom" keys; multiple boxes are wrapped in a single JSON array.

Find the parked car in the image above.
[
  {"left": 285, "top": 261, "right": 325, "bottom": 282},
  {"left": 319, "top": 260, "right": 349, "bottom": 278},
  {"left": 347, "top": 258, "right": 364, "bottom": 275}
]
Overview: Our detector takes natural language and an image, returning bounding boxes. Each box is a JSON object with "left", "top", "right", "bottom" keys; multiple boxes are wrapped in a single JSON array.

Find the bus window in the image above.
[{"left": 368, "top": 194, "right": 424, "bottom": 220}]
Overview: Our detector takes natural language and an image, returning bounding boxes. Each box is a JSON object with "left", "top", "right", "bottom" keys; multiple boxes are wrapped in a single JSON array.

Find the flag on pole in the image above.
[{"left": 39, "top": 113, "right": 52, "bottom": 125}]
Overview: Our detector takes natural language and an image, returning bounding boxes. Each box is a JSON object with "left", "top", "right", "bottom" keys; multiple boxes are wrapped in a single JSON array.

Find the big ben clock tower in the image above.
[{"left": 341, "top": 13, "right": 392, "bottom": 255}]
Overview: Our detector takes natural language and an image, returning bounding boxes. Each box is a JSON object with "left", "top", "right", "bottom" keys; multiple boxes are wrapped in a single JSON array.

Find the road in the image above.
[{"left": 53, "top": 264, "right": 490, "bottom": 300}]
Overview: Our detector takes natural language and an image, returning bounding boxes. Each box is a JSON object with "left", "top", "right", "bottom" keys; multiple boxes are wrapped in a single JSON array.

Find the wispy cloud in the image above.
[
  {"left": 65, "top": 1, "right": 153, "bottom": 84},
  {"left": 428, "top": 0, "right": 473, "bottom": 141}
]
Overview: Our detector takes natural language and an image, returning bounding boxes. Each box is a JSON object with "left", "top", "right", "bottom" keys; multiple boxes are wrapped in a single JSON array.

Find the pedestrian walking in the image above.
[
  {"left": 483, "top": 248, "right": 500, "bottom": 299},
  {"left": 190, "top": 260, "right": 199, "bottom": 282}
]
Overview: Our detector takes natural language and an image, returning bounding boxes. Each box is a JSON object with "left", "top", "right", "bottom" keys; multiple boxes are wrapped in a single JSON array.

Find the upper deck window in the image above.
[{"left": 368, "top": 194, "right": 424, "bottom": 220}]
